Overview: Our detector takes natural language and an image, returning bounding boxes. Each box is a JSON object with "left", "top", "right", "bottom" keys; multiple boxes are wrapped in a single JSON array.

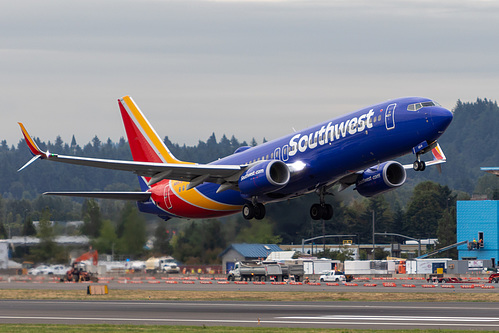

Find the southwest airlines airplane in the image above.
[{"left": 18, "top": 96, "right": 452, "bottom": 221}]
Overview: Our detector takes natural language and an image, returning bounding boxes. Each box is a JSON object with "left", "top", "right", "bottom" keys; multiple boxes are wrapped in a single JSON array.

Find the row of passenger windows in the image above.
[
  {"left": 245, "top": 114, "right": 385, "bottom": 160},
  {"left": 407, "top": 100, "right": 440, "bottom": 111},
  {"left": 246, "top": 153, "right": 274, "bottom": 165},
  {"left": 304, "top": 114, "right": 383, "bottom": 145}
]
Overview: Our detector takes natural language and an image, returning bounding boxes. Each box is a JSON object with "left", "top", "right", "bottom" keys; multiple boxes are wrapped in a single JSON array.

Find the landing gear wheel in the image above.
[
  {"left": 242, "top": 204, "right": 255, "bottom": 220},
  {"left": 323, "top": 204, "right": 333, "bottom": 220},
  {"left": 310, "top": 204, "right": 323, "bottom": 220},
  {"left": 242, "top": 202, "right": 266, "bottom": 220},
  {"left": 254, "top": 203, "right": 266, "bottom": 220},
  {"left": 413, "top": 160, "right": 426, "bottom": 171}
]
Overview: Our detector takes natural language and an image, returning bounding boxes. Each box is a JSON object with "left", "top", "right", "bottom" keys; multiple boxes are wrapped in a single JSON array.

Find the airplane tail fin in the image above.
[{"left": 118, "top": 96, "right": 184, "bottom": 165}]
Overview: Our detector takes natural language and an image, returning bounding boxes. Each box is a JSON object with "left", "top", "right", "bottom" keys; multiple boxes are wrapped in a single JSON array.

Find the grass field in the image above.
[
  {"left": 1, "top": 289, "right": 499, "bottom": 302},
  {"left": 0, "top": 325, "right": 496, "bottom": 333}
]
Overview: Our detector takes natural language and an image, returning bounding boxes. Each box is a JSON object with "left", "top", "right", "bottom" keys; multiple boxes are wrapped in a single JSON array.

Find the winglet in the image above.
[
  {"left": 430, "top": 143, "right": 446, "bottom": 163},
  {"left": 18, "top": 123, "right": 47, "bottom": 172},
  {"left": 18, "top": 123, "right": 46, "bottom": 156}
]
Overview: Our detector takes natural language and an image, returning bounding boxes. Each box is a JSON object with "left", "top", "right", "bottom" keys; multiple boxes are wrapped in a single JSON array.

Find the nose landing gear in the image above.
[{"left": 413, "top": 154, "right": 426, "bottom": 171}]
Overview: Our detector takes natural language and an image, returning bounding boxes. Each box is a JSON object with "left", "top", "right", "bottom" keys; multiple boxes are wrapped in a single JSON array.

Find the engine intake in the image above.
[
  {"left": 355, "top": 161, "right": 406, "bottom": 197},
  {"left": 238, "top": 160, "right": 290, "bottom": 197}
]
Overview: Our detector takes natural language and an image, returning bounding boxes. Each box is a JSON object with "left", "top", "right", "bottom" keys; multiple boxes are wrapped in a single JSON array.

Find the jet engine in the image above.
[
  {"left": 238, "top": 160, "right": 290, "bottom": 197},
  {"left": 355, "top": 161, "right": 406, "bottom": 197}
]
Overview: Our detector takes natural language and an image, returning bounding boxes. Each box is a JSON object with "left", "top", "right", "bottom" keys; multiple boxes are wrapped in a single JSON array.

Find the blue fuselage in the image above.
[{"left": 204, "top": 97, "right": 452, "bottom": 205}]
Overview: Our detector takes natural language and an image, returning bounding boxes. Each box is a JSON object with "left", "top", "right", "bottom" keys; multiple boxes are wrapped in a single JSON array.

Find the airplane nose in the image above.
[{"left": 431, "top": 107, "right": 453, "bottom": 133}]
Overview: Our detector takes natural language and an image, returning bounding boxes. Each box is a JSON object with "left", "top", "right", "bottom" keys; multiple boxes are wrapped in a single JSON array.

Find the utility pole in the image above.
[
  {"left": 322, "top": 218, "right": 326, "bottom": 253},
  {"left": 372, "top": 210, "right": 375, "bottom": 259}
]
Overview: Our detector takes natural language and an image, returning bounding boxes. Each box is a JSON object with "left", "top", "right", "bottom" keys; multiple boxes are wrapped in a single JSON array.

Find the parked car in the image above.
[
  {"left": 50, "top": 265, "right": 70, "bottom": 275},
  {"left": 28, "top": 265, "right": 52, "bottom": 275}
]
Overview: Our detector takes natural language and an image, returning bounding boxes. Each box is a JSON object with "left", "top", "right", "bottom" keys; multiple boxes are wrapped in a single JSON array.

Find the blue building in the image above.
[{"left": 457, "top": 200, "right": 499, "bottom": 263}]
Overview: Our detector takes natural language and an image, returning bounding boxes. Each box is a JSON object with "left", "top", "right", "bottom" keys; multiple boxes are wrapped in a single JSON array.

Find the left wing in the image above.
[{"left": 18, "top": 123, "right": 244, "bottom": 189}]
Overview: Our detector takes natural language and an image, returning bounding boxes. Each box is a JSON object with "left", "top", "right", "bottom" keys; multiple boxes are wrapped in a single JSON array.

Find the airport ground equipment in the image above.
[
  {"left": 60, "top": 249, "right": 99, "bottom": 282},
  {"left": 416, "top": 240, "right": 468, "bottom": 259},
  {"left": 227, "top": 261, "right": 304, "bottom": 282},
  {"left": 489, "top": 273, "right": 499, "bottom": 283},
  {"left": 145, "top": 256, "right": 179, "bottom": 274}
]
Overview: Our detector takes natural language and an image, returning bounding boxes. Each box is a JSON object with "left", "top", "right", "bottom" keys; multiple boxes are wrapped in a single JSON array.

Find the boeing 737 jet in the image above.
[{"left": 18, "top": 96, "right": 452, "bottom": 221}]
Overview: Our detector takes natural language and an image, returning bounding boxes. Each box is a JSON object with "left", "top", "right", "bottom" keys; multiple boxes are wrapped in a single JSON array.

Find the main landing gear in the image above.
[
  {"left": 310, "top": 187, "right": 333, "bottom": 220},
  {"left": 242, "top": 200, "right": 266, "bottom": 220},
  {"left": 413, "top": 154, "right": 426, "bottom": 171}
]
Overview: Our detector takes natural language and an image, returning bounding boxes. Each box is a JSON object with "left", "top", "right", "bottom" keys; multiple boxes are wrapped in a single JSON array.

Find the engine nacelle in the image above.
[
  {"left": 355, "top": 161, "right": 406, "bottom": 197},
  {"left": 238, "top": 160, "right": 290, "bottom": 196}
]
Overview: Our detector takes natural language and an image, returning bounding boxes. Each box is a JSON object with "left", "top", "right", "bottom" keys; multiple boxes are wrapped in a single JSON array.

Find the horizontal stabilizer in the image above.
[{"left": 43, "top": 192, "right": 151, "bottom": 201}]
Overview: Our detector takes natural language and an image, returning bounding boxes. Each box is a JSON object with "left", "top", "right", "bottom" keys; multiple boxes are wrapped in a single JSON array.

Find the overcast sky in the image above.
[{"left": 2, "top": 0, "right": 499, "bottom": 150}]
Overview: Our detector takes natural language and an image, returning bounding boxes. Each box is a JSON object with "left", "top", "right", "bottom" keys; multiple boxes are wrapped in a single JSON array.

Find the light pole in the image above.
[
  {"left": 372, "top": 211, "right": 375, "bottom": 259},
  {"left": 374, "top": 232, "right": 422, "bottom": 257}
]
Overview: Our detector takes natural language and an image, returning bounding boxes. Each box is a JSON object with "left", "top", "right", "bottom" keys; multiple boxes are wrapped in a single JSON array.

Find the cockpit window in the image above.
[{"left": 407, "top": 100, "right": 440, "bottom": 111}]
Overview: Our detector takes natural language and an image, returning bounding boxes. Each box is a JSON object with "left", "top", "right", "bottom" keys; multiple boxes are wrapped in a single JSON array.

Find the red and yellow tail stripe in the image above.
[{"left": 118, "top": 96, "right": 190, "bottom": 165}]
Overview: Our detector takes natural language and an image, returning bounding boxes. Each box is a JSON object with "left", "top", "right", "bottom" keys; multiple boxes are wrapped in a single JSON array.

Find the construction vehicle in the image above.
[
  {"left": 227, "top": 261, "right": 304, "bottom": 282},
  {"left": 61, "top": 249, "right": 99, "bottom": 282},
  {"left": 18, "top": 261, "right": 34, "bottom": 275},
  {"left": 488, "top": 273, "right": 499, "bottom": 283}
]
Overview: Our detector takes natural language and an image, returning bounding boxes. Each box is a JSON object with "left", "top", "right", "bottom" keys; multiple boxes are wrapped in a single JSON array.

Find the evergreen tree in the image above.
[
  {"left": 0, "top": 221, "right": 6, "bottom": 239},
  {"left": 404, "top": 181, "right": 454, "bottom": 239},
  {"left": 31, "top": 208, "right": 65, "bottom": 263},
  {"left": 235, "top": 219, "right": 282, "bottom": 244},
  {"left": 93, "top": 219, "right": 118, "bottom": 254},
  {"left": 436, "top": 207, "right": 458, "bottom": 259},
  {"left": 22, "top": 212, "right": 36, "bottom": 237},
  {"left": 82, "top": 199, "right": 102, "bottom": 238},
  {"left": 117, "top": 202, "right": 147, "bottom": 256},
  {"left": 153, "top": 220, "right": 173, "bottom": 255}
]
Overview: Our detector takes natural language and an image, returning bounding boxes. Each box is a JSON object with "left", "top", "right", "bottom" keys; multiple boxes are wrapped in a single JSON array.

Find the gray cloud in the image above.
[{"left": 2, "top": 0, "right": 499, "bottom": 149}]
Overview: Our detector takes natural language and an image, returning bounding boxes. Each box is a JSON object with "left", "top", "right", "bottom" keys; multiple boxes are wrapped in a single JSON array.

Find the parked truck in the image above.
[
  {"left": 227, "top": 261, "right": 304, "bottom": 282},
  {"left": 319, "top": 270, "right": 348, "bottom": 282},
  {"left": 146, "top": 256, "right": 179, "bottom": 274}
]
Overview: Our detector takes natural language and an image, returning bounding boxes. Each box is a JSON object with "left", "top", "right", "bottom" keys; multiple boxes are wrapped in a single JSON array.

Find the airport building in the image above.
[
  {"left": 457, "top": 200, "right": 499, "bottom": 263},
  {"left": 219, "top": 243, "right": 283, "bottom": 273}
]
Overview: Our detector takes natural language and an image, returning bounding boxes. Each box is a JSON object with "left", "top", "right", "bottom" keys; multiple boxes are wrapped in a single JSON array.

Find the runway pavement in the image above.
[
  {"left": 1, "top": 275, "right": 498, "bottom": 329},
  {"left": 1, "top": 299, "right": 499, "bottom": 330}
]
